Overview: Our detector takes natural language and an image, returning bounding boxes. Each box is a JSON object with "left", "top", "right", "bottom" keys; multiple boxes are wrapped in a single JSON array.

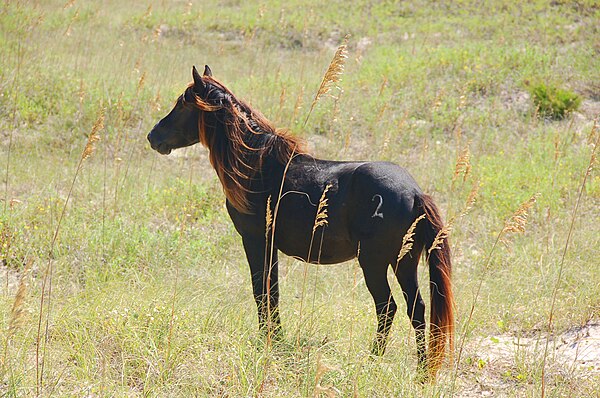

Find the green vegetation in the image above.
[
  {"left": 1, "top": 0, "right": 599, "bottom": 396},
  {"left": 530, "top": 82, "right": 582, "bottom": 119}
]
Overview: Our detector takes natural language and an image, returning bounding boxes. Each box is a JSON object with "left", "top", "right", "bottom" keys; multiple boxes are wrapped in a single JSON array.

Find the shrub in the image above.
[{"left": 530, "top": 83, "right": 581, "bottom": 120}]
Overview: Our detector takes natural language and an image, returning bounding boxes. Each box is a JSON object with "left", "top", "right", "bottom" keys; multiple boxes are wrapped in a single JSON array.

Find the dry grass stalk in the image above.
[
  {"left": 429, "top": 182, "right": 478, "bottom": 260},
  {"left": 588, "top": 151, "right": 597, "bottom": 176},
  {"left": 37, "top": 106, "right": 105, "bottom": 393},
  {"left": 378, "top": 76, "right": 388, "bottom": 97},
  {"left": 63, "top": 9, "right": 78, "bottom": 36},
  {"left": 500, "top": 193, "right": 539, "bottom": 248},
  {"left": 375, "top": 102, "right": 388, "bottom": 125},
  {"left": 152, "top": 26, "right": 162, "bottom": 41},
  {"left": 313, "top": 184, "right": 332, "bottom": 233},
  {"left": 265, "top": 148, "right": 298, "bottom": 334},
  {"left": 502, "top": 193, "right": 539, "bottom": 235},
  {"left": 428, "top": 222, "right": 452, "bottom": 257},
  {"left": 278, "top": 86, "right": 286, "bottom": 118},
  {"left": 151, "top": 90, "right": 162, "bottom": 113},
  {"left": 3, "top": 258, "right": 31, "bottom": 380},
  {"left": 143, "top": 4, "right": 152, "bottom": 19},
  {"left": 452, "top": 144, "right": 471, "bottom": 183},
  {"left": 9, "top": 258, "right": 33, "bottom": 335},
  {"left": 460, "top": 181, "right": 479, "bottom": 218},
  {"left": 553, "top": 134, "right": 561, "bottom": 163},
  {"left": 265, "top": 195, "right": 273, "bottom": 241},
  {"left": 296, "top": 184, "right": 333, "bottom": 345},
  {"left": 313, "top": 352, "right": 341, "bottom": 398},
  {"left": 292, "top": 86, "right": 304, "bottom": 124},
  {"left": 587, "top": 118, "right": 598, "bottom": 145},
  {"left": 432, "top": 89, "right": 444, "bottom": 111},
  {"left": 81, "top": 110, "right": 104, "bottom": 161},
  {"left": 304, "top": 34, "right": 350, "bottom": 126},
  {"left": 541, "top": 129, "right": 599, "bottom": 398},
  {"left": 313, "top": 384, "right": 341, "bottom": 398},
  {"left": 396, "top": 214, "right": 426, "bottom": 264},
  {"left": 452, "top": 190, "right": 538, "bottom": 392},
  {"left": 136, "top": 71, "right": 147, "bottom": 96}
]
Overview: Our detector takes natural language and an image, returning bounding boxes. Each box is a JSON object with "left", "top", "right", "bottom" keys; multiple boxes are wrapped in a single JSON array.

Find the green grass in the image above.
[{"left": 1, "top": 0, "right": 599, "bottom": 396}]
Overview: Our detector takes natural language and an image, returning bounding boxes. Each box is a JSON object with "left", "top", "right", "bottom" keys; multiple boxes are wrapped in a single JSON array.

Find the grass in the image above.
[{"left": 1, "top": 0, "right": 599, "bottom": 396}]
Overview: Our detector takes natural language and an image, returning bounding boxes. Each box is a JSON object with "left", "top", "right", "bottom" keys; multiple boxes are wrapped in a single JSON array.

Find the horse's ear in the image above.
[
  {"left": 203, "top": 65, "right": 212, "bottom": 77},
  {"left": 192, "top": 65, "right": 206, "bottom": 91}
]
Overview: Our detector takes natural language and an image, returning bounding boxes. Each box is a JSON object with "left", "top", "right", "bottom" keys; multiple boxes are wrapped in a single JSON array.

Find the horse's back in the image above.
[{"left": 351, "top": 161, "right": 423, "bottom": 212}]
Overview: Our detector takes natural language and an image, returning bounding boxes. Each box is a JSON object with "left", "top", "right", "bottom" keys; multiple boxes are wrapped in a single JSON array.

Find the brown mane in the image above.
[{"left": 187, "top": 76, "right": 306, "bottom": 213}]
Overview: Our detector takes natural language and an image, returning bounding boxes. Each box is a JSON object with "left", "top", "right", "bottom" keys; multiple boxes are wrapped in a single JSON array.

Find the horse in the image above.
[{"left": 147, "top": 65, "right": 454, "bottom": 379}]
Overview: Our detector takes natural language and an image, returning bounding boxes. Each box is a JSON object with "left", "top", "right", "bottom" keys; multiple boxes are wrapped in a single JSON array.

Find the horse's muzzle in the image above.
[{"left": 147, "top": 130, "right": 172, "bottom": 155}]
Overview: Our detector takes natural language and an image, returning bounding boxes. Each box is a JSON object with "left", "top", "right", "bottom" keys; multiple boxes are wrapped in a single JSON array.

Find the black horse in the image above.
[{"left": 147, "top": 65, "right": 454, "bottom": 378}]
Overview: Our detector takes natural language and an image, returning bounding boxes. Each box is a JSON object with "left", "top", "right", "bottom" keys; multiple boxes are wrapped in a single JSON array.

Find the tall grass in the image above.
[
  {"left": 541, "top": 122, "right": 599, "bottom": 397},
  {"left": 35, "top": 109, "right": 103, "bottom": 394}
]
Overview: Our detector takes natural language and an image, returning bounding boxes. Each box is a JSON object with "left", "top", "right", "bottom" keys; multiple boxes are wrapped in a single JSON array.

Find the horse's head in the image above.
[{"left": 147, "top": 65, "right": 218, "bottom": 155}]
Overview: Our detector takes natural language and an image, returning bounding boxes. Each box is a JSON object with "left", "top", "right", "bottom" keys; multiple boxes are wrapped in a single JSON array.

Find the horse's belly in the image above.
[
  {"left": 274, "top": 188, "right": 357, "bottom": 264},
  {"left": 277, "top": 233, "right": 357, "bottom": 264}
]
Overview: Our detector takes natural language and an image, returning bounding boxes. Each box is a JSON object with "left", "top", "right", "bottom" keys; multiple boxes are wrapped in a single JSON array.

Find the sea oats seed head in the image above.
[
  {"left": 453, "top": 144, "right": 472, "bottom": 183},
  {"left": 313, "top": 184, "right": 332, "bottom": 233},
  {"left": 397, "top": 214, "right": 426, "bottom": 263},
  {"left": 304, "top": 34, "right": 350, "bottom": 126},
  {"left": 502, "top": 193, "right": 540, "bottom": 235},
  {"left": 428, "top": 221, "right": 452, "bottom": 256},
  {"left": 81, "top": 110, "right": 104, "bottom": 161},
  {"left": 265, "top": 195, "right": 273, "bottom": 240},
  {"left": 459, "top": 181, "right": 480, "bottom": 218}
]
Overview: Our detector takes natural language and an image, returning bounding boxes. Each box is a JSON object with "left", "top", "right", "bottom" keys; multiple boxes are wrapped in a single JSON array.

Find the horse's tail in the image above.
[{"left": 416, "top": 194, "right": 454, "bottom": 378}]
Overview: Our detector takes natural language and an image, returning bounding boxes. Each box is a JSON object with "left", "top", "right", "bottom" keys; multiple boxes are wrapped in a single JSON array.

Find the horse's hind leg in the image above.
[
  {"left": 358, "top": 250, "right": 396, "bottom": 355},
  {"left": 393, "top": 248, "right": 427, "bottom": 373}
]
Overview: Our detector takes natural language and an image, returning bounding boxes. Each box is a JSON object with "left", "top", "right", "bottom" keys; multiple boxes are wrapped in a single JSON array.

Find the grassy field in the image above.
[{"left": 1, "top": 0, "right": 599, "bottom": 396}]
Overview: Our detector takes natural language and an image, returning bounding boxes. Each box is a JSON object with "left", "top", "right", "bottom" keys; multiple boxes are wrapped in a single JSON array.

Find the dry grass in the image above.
[
  {"left": 452, "top": 144, "right": 472, "bottom": 184},
  {"left": 81, "top": 110, "right": 104, "bottom": 161},
  {"left": 35, "top": 106, "right": 105, "bottom": 394},
  {"left": 396, "top": 214, "right": 426, "bottom": 265},
  {"left": 312, "top": 184, "right": 332, "bottom": 234},
  {"left": 3, "top": 258, "right": 33, "bottom": 367},
  {"left": 453, "top": 192, "right": 541, "bottom": 391},
  {"left": 541, "top": 130, "right": 599, "bottom": 397},
  {"left": 297, "top": 183, "right": 332, "bottom": 346},
  {"left": 304, "top": 34, "right": 349, "bottom": 126}
]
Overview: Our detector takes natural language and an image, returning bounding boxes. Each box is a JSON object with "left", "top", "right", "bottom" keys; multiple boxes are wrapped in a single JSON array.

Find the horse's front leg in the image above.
[{"left": 241, "top": 235, "right": 281, "bottom": 338}]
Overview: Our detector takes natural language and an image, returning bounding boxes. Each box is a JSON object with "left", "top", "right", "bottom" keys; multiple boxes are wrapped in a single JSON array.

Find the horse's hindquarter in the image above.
[{"left": 347, "top": 162, "right": 424, "bottom": 260}]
